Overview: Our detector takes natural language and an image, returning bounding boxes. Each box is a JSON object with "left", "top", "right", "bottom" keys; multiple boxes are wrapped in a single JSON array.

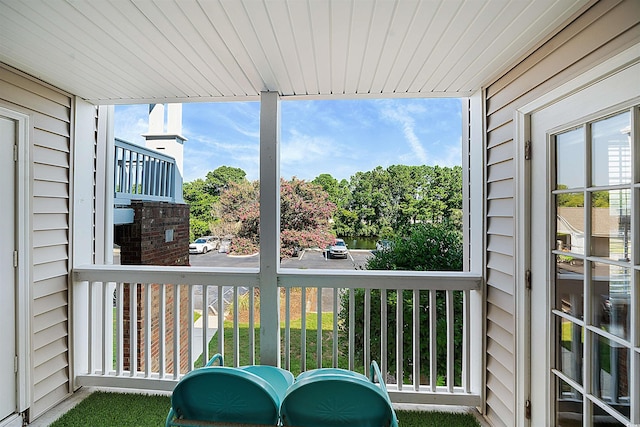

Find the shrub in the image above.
[{"left": 339, "top": 222, "right": 464, "bottom": 385}]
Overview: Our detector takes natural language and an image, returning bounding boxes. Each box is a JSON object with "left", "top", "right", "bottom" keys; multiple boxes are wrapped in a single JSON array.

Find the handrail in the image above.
[{"left": 113, "top": 138, "right": 177, "bottom": 205}]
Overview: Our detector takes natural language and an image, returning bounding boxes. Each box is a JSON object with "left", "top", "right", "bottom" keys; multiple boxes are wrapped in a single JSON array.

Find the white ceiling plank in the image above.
[
  {"left": 355, "top": 0, "right": 397, "bottom": 94},
  {"left": 0, "top": 0, "right": 592, "bottom": 103}
]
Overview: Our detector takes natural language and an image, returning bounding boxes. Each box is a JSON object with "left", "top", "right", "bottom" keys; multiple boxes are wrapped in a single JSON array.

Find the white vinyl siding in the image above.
[
  {"left": 483, "top": 1, "right": 640, "bottom": 425},
  {"left": 0, "top": 63, "right": 75, "bottom": 420}
]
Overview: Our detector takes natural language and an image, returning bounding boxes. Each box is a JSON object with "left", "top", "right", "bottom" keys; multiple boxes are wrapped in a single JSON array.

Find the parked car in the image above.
[
  {"left": 376, "top": 239, "right": 392, "bottom": 252},
  {"left": 327, "top": 238, "right": 348, "bottom": 259},
  {"left": 189, "top": 236, "right": 217, "bottom": 254}
]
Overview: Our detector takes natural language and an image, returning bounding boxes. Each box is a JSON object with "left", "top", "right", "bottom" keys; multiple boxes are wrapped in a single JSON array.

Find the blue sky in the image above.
[{"left": 114, "top": 98, "right": 462, "bottom": 183}]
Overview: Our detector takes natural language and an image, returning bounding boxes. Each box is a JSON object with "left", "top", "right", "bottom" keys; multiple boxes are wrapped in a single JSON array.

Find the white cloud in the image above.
[{"left": 378, "top": 101, "right": 429, "bottom": 164}]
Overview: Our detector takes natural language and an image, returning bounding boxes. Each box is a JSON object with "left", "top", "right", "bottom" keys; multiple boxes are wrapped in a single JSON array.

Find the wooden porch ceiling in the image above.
[{"left": 0, "top": 0, "right": 589, "bottom": 104}]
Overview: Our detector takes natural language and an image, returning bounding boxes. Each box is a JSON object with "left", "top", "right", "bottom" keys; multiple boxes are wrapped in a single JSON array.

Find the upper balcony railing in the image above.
[
  {"left": 72, "top": 264, "right": 483, "bottom": 407},
  {"left": 114, "top": 138, "right": 177, "bottom": 205}
]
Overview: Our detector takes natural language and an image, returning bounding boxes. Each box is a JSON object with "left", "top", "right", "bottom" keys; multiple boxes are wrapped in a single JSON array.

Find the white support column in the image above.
[{"left": 259, "top": 91, "right": 281, "bottom": 366}]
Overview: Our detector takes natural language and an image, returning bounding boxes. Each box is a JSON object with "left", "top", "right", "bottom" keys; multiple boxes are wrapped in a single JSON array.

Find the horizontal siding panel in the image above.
[
  {"left": 487, "top": 353, "right": 514, "bottom": 388},
  {"left": 33, "top": 321, "right": 68, "bottom": 352},
  {"left": 487, "top": 141, "right": 514, "bottom": 165},
  {"left": 32, "top": 162, "right": 69, "bottom": 183},
  {"left": 33, "top": 275, "right": 68, "bottom": 299},
  {"left": 33, "top": 261, "right": 68, "bottom": 283},
  {"left": 33, "top": 353, "right": 68, "bottom": 384},
  {"left": 487, "top": 336, "right": 514, "bottom": 374},
  {"left": 486, "top": 216, "right": 513, "bottom": 237},
  {"left": 486, "top": 387, "right": 512, "bottom": 427},
  {"left": 33, "top": 369, "right": 69, "bottom": 402},
  {"left": 33, "top": 229, "right": 69, "bottom": 248},
  {"left": 33, "top": 306, "right": 68, "bottom": 335},
  {"left": 33, "top": 213, "right": 68, "bottom": 231},
  {"left": 487, "top": 286, "right": 515, "bottom": 315},
  {"left": 33, "top": 290, "right": 67, "bottom": 317},
  {"left": 30, "top": 383, "right": 70, "bottom": 420},
  {"left": 486, "top": 269, "right": 514, "bottom": 293},
  {"left": 486, "top": 122, "right": 513, "bottom": 149},
  {"left": 34, "top": 128, "right": 70, "bottom": 153},
  {"left": 486, "top": 107, "right": 513, "bottom": 133},
  {"left": 34, "top": 145, "right": 70, "bottom": 168},
  {"left": 0, "top": 65, "right": 71, "bottom": 107},
  {"left": 487, "top": 251, "right": 514, "bottom": 277},
  {"left": 33, "top": 197, "right": 68, "bottom": 214},
  {"left": 33, "top": 337, "right": 68, "bottom": 368},
  {"left": 486, "top": 318, "right": 514, "bottom": 353},
  {"left": 0, "top": 75, "right": 70, "bottom": 121},
  {"left": 486, "top": 159, "right": 514, "bottom": 183},
  {"left": 487, "top": 234, "right": 514, "bottom": 257},
  {"left": 487, "top": 179, "right": 514, "bottom": 200},
  {"left": 33, "top": 180, "right": 69, "bottom": 198},
  {"left": 33, "top": 245, "right": 68, "bottom": 267},
  {"left": 33, "top": 112, "right": 70, "bottom": 138},
  {"left": 487, "top": 198, "right": 514, "bottom": 218}
]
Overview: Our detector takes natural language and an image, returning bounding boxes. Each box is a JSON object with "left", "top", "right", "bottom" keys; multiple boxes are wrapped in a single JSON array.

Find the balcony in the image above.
[{"left": 71, "top": 263, "right": 483, "bottom": 408}]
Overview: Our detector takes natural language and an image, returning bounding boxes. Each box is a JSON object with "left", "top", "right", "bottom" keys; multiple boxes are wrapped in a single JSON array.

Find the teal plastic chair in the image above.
[
  {"left": 280, "top": 361, "right": 398, "bottom": 427},
  {"left": 165, "top": 354, "right": 293, "bottom": 427}
]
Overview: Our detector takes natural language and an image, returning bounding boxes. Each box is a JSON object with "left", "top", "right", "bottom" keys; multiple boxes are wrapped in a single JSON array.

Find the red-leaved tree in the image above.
[{"left": 217, "top": 178, "right": 336, "bottom": 257}]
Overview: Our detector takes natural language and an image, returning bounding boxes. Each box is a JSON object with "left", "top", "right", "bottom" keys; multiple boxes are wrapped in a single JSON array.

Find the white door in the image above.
[
  {"left": 530, "top": 61, "right": 639, "bottom": 426},
  {"left": 0, "top": 116, "right": 17, "bottom": 420}
]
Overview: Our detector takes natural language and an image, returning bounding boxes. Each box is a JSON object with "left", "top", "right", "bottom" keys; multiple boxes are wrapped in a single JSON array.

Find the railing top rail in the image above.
[
  {"left": 73, "top": 264, "right": 481, "bottom": 291},
  {"left": 114, "top": 137, "right": 176, "bottom": 164}
]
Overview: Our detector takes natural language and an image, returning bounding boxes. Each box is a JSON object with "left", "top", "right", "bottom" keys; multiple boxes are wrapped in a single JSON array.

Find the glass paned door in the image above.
[{"left": 551, "top": 108, "right": 638, "bottom": 426}]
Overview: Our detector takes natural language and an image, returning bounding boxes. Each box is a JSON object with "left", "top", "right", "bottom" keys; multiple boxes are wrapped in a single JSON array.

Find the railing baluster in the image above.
[
  {"left": 301, "top": 287, "right": 307, "bottom": 372},
  {"left": 429, "top": 289, "right": 437, "bottom": 392},
  {"left": 188, "top": 285, "right": 194, "bottom": 371},
  {"left": 446, "top": 290, "right": 454, "bottom": 393},
  {"left": 173, "top": 284, "right": 180, "bottom": 379},
  {"left": 202, "top": 285, "right": 209, "bottom": 366},
  {"left": 413, "top": 289, "right": 420, "bottom": 391},
  {"left": 348, "top": 288, "right": 355, "bottom": 371},
  {"left": 364, "top": 288, "right": 371, "bottom": 371},
  {"left": 463, "top": 290, "right": 470, "bottom": 393},
  {"left": 144, "top": 284, "right": 151, "bottom": 378},
  {"left": 332, "top": 288, "right": 338, "bottom": 368},
  {"left": 130, "top": 283, "right": 138, "bottom": 377},
  {"left": 396, "top": 289, "right": 403, "bottom": 390},
  {"left": 87, "top": 280, "right": 94, "bottom": 375},
  {"left": 101, "top": 280, "right": 110, "bottom": 376},
  {"left": 381, "top": 289, "right": 388, "bottom": 381},
  {"left": 284, "top": 288, "right": 290, "bottom": 370},
  {"left": 115, "top": 282, "right": 124, "bottom": 376},
  {"left": 316, "top": 287, "right": 322, "bottom": 368},
  {"left": 248, "top": 287, "right": 255, "bottom": 365},
  {"left": 158, "top": 283, "right": 166, "bottom": 378},
  {"left": 217, "top": 285, "right": 224, "bottom": 357},
  {"left": 233, "top": 287, "right": 239, "bottom": 367}
]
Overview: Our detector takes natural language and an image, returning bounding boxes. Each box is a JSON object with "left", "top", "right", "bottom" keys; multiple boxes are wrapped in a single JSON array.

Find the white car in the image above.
[
  {"left": 189, "top": 236, "right": 217, "bottom": 254},
  {"left": 327, "top": 238, "right": 348, "bottom": 259}
]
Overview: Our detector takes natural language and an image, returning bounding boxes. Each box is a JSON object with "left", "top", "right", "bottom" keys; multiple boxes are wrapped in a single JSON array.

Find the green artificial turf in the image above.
[{"left": 50, "top": 391, "right": 480, "bottom": 427}]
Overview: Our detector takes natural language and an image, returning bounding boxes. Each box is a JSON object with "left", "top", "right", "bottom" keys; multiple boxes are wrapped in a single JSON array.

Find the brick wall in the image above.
[{"left": 115, "top": 201, "right": 191, "bottom": 374}]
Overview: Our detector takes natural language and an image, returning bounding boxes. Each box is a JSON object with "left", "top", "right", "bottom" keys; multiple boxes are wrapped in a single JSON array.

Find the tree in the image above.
[
  {"left": 204, "top": 166, "right": 247, "bottom": 196},
  {"left": 183, "top": 178, "right": 217, "bottom": 240},
  {"left": 215, "top": 178, "right": 337, "bottom": 256}
]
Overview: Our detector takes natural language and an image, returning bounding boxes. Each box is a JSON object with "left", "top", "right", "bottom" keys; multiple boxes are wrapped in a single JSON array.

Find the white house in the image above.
[{"left": 0, "top": 1, "right": 638, "bottom": 426}]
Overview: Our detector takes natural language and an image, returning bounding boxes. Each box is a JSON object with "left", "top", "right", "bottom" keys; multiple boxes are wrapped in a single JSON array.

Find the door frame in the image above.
[
  {"left": 0, "top": 105, "right": 32, "bottom": 415},
  {"left": 515, "top": 44, "right": 640, "bottom": 426}
]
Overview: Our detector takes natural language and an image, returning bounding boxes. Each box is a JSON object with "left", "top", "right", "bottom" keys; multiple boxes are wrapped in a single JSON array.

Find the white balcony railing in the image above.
[
  {"left": 113, "top": 138, "right": 177, "bottom": 205},
  {"left": 72, "top": 264, "right": 482, "bottom": 407}
]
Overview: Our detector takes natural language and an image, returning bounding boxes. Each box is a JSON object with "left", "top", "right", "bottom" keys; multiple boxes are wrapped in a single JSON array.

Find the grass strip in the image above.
[{"left": 51, "top": 392, "right": 480, "bottom": 427}]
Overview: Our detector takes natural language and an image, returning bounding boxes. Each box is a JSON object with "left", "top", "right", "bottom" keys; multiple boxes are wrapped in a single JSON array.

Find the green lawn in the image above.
[{"left": 51, "top": 391, "right": 481, "bottom": 427}]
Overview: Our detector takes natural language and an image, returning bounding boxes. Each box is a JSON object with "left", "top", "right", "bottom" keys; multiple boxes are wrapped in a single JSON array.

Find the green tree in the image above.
[
  {"left": 183, "top": 178, "right": 217, "bottom": 240},
  {"left": 204, "top": 166, "right": 247, "bottom": 196}
]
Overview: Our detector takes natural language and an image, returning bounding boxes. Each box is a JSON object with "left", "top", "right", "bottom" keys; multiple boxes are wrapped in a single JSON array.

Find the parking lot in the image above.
[{"left": 188, "top": 248, "right": 373, "bottom": 270}]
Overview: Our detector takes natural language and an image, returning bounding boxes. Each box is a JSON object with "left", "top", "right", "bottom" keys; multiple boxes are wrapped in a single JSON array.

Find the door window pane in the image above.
[
  {"left": 556, "top": 316, "right": 583, "bottom": 384},
  {"left": 591, "top": 112, "right": 632, "bottom": 186},
  {"left": 556, "top": 377, "right": 583, "bottom": 427},
  {"left": 590, "top": 190, "right": 631, "bottom": 261},
  {"left": 591, "top": 334, "right": 630, "bottom": 417},
  {"left": 556, "top": 128, "right": 585, "bottom": 189},
  {"left": 555, "top": 261, "right": 583, "bottom": 318},
  {"left": 591, "top": 263, "right": 630, "bottom": 340},
  {"left": 556, "top": 192, "right": 584, "bottom": 255}
]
